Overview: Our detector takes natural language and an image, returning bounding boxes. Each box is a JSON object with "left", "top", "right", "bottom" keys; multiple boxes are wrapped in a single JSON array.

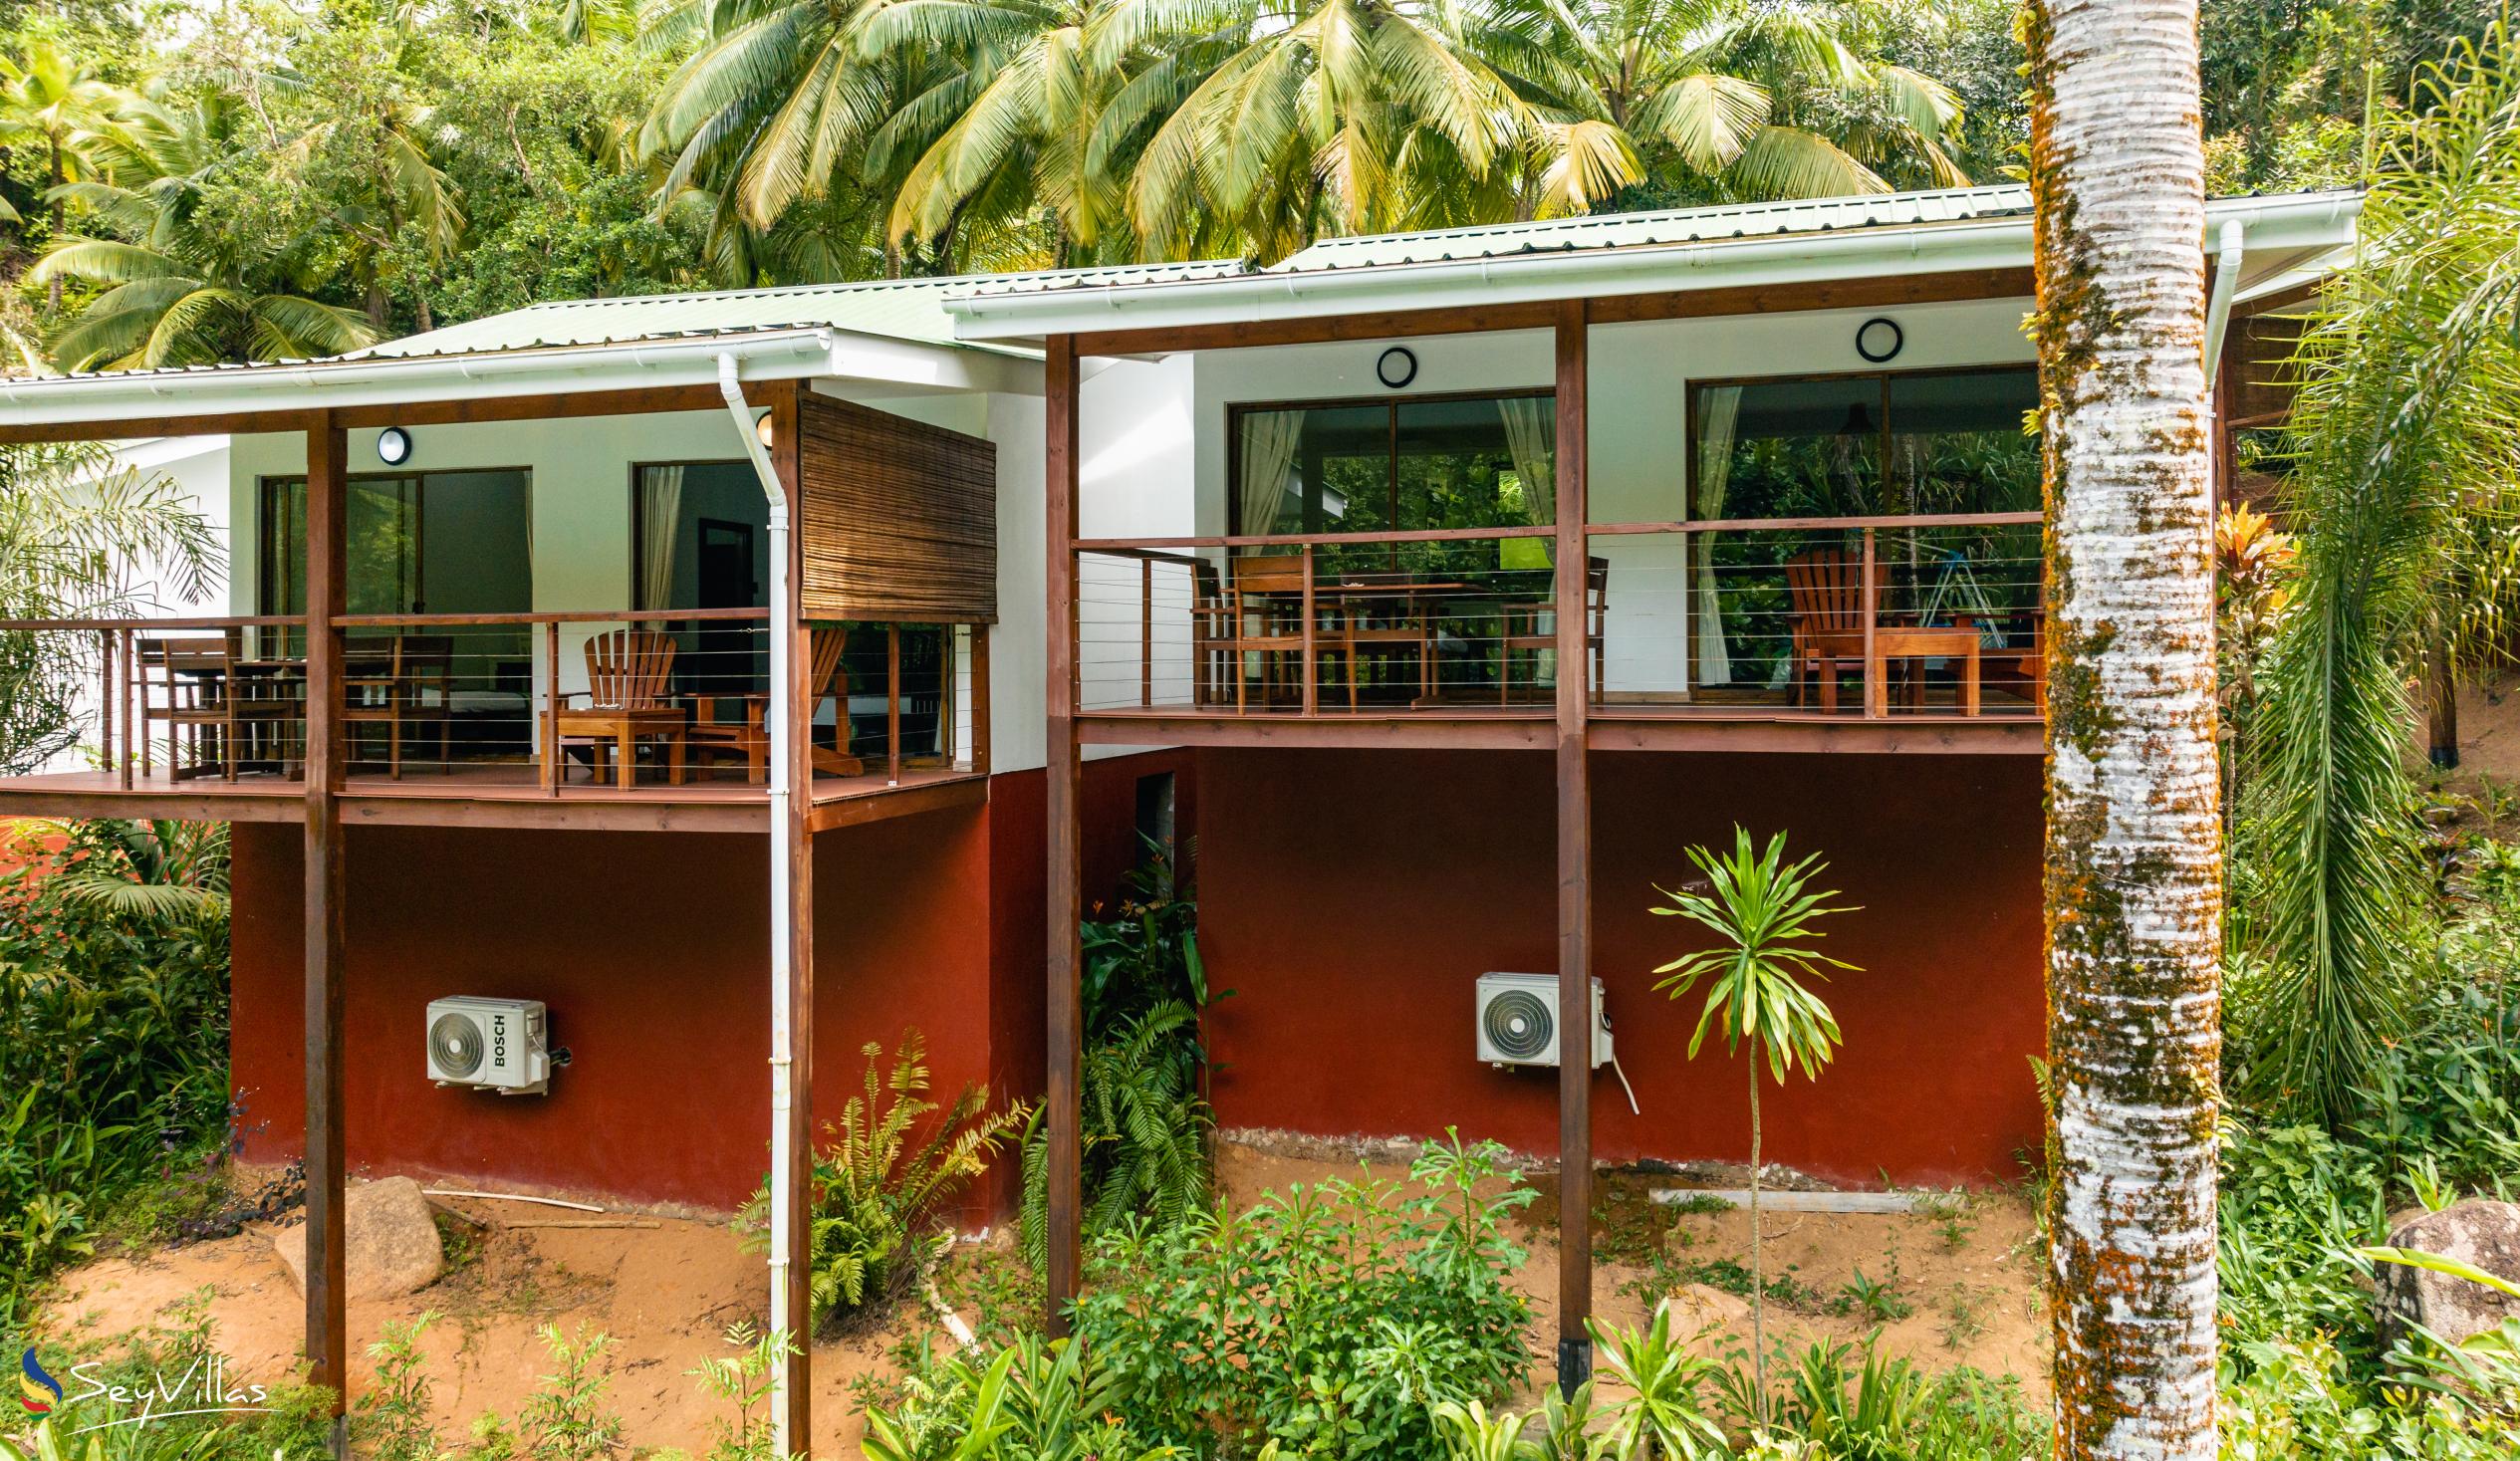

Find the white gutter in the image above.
[
  {"left": 2202, "top": 219, "right": 2248, "bottom": 383},
  {"left": 718, "top": 353, "right": 798, "bottom": 1457},
  {"left": 0, "top": 325, "right": 1046, "bottom": 427},
  {"left": 0, "top": 330, "right": 841, "bottom": 426},
  {"left": 944, "top": 192, "right": 2359, "bottom": 342}
]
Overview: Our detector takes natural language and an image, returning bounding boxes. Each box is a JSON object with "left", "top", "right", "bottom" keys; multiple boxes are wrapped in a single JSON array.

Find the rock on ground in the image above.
[
  {"left": 271, "top": 1176, "right": 444, "bottom": 1301},
  {"left": 2376, "top": 1199, "right": 2520, "bottom": 1349}
]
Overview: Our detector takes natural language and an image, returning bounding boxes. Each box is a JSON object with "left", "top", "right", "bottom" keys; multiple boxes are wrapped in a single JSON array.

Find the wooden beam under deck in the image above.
[
  {"left": 0, "top": 772, "right": 989, "bottom": 833},
  {"left": 1072, "top": 710, "right": 2042, "bottom": 753}
]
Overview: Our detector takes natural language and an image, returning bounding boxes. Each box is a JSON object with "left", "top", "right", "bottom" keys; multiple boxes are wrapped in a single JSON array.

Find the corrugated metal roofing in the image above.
[
  {"left": 349, "top": 275, "right": 1041, "bottom": 361},
  {"left": 1269, "top": 185, "right": 2036, "bottom": 273},
  {"left": 954, "top": 258, "right": 1252, "bottom": 298}
]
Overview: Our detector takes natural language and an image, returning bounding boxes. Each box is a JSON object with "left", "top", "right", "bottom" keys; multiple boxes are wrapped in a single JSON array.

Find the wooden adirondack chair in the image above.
[
  {"left": 547, "top": 629, "right": 686, "bottom": 788},
  {"left": 684, "top": 626, "right": 864, "bottom": 783},
  {"left": 1784, "top": 548, "right": 1891, "bottom": 713}
]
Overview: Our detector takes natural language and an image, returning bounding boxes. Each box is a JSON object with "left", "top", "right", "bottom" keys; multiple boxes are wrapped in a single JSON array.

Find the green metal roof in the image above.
[{"left": 352, "top": 275, "right": 1044, "bottom": 362}]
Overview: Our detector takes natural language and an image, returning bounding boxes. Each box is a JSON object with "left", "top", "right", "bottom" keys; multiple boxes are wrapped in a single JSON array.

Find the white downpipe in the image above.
[
  {"left": 718, "top": 354, "right": 798, "bottom": 1456},
  {"left": 2203, "top": 219, "right": 2247, "bottom": 383}
]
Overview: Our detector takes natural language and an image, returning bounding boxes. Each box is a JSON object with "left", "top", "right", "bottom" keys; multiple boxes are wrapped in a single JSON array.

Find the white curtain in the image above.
[
  {"left": 638, "top": 465, "right": 685, "bottom": 610},
  {"left": 1237, "top": 412, "right": 1305, "bottom": 534},
  {"left": 1693, "top": 387, "right": 1742, "bottom": 686},
  {"left": 1498, "top": 396, "right": 1557, "bottom": 565}
]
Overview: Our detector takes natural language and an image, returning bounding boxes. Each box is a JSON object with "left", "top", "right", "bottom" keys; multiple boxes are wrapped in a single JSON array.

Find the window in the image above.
[
  {"left": 259, "top": 470, "right": 533, "bottom": 665},
  {"left": 1684, "top": 367, "right": 2041, "bottom": 692},
  {"left": 1230, "top": 391, "right": 1556, "bottom": 569},
  {"left": 1689, "top": 366, "right": 2039, "bottom": 522}
]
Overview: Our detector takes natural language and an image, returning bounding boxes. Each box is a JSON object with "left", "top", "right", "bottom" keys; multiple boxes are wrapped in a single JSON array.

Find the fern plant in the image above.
[
  {"left": 1022, "top": 852, "right": 1216, "bottom": 1269},
  {"left": 744, "top": 1030, "right": 1025, "bottom": 1334}
]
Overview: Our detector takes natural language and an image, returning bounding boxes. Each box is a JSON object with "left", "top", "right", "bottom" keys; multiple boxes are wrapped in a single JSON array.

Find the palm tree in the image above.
[
  {"left": 1650, "top": 826, "right": 1854, "bottom": 1426},
  {"left": 2027, "top": 0, "right": 2220, "bottom": 1453},
  {"left": 29, "top": 91, "right": 377, "bottom": 370},
  {"left": 42, "top": 819, "right": 231, "bottom": 924},
  {"left": 0, "top": 441, "right": 222, "bottom": 775},
  {"left": 637, "top": 0, "right": 961, "bottom": 241},
  {"left": 0, "top": 38, "right": 121, "bottom": 310},
  {"left": 861, "top": 0, "right": 1222, "bottom": 263},
  {"left": 1121, "top": 0, "right": 1525, "bottom": 259},
  {"left": 2243, "top": 31, "right": 2520, "bottom": 1123},
  {"left": 1470, "top": 0, "right": 1968, "bottom": 214}
]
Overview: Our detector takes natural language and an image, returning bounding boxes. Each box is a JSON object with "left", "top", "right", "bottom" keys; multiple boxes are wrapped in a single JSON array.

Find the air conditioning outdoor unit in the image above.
[
  {"left": 426, "top": 996, "right": 553, "bottom": 1095},
  {"left": 1475, "top": 973, "right": 1613, "bottom": 1070}
]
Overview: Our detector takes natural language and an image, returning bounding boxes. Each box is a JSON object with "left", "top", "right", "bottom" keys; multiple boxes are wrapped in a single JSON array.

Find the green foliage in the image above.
[
  {"left": 861, "top": 1334, "right": 1176, "bottom": 1461},
  {"left": 0, "top": 442, "right": 222, "bottom": 774},
  {"left": 1650, "top": 825, "right": 1858, "bottom": 1422},
  {"left": 1022, "top": 855, "right": 1213, "bottom": 1269},
  {"left": 0, "top": 819, "right": 232, "bottom": 1333},
  {"left": 357, "top": 1312, "right": 443, "bottom": 1461},
  {"left": 1067, "top": 1132, "right": 1534, "bottom": 1460},
  {"left": 744, "top": 1031, "right": 1026, "bottom": 1334},
  {"left": 519, "top": 1324, "right": 627, "bottom": 1461},
  {"left": 654, "top": 1323, "right": 798, "bottom": 1461},
  {"left": 2234, "top": 21, "right": 2520, "bottom": 1121}
]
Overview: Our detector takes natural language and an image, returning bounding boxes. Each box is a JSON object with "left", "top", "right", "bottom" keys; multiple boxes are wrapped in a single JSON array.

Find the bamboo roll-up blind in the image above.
[{"left": 798, "top": 392, "right": 999, "bottom": 623}]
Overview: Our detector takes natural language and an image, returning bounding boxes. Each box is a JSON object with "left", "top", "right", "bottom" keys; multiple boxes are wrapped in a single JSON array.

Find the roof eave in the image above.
[
  {"left": 945, "top": 190, "right": 2364, "bottom": 344},
  {"left": 0, "top": 326, "right": 1040, "bottom": 432}
]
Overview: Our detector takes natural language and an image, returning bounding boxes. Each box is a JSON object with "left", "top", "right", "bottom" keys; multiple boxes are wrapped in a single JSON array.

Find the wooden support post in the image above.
[
  {"left": 1861, "top": 528, "right": 1880, "bottom": 719},
  {"left": 1140, "top": 559, "right": 1154, "bottom": 708},
  {"left": 973, "top": 625, "right": 993, "bottom": 776},
  {"left": 1552, "top": 301, "right": 1594, "bottom": 1395},
  {"left": 1045, "top": 336, "right": 1085, "bottom": 1334},
  {"left": 769, "top": 382, "right": 817, "bottom": 1450},
  {"left": 302, "top": 413, "right": 350, "bottom": 1454},
  {"left": 542, "top": 620, "right": 562, "bottom": 795},
  {"left": 1300, "top": 545, "right": 1318, "bottom": 715},
  {"left": 886, "top": 624, "right": 902, "bottom": 785}
]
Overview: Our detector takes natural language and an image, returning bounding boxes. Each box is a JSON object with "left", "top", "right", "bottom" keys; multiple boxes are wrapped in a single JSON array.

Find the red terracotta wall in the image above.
[
  {"left": 1193, "top": 748, "right": 2044, "bottom": 1188},
  {"left": 228, "top": 751, "right": 1191, "bottom": 1215}
]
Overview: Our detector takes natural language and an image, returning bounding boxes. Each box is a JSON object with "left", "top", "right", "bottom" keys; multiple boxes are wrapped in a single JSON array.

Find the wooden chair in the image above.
[
  {"left": 1962, "top": 611, "right": 2049, "bottom": 715},
  {"left": 1220, "top": 555, "right": 1317, "bottom": 712},
  {"left": 342, "top": 636, "right": 456, "bottom": 779},
  {"left": 683, "top": 627, "right": 864, "bottom": 783},
  {"left": 1190, "top": 561, "right": 1238, "bottom": 707},
  {"left": 549, "top": 629, "right": 685, "bottom": 787},
  {"left": 1497, "top": 556, "right": 1608, "bottom": 706},
  {"left": 1784, "top": 548, "right": 1894, "bottom": 714},
  {"left": 137, "top": 631, "right": 296, "bottom": 782}
]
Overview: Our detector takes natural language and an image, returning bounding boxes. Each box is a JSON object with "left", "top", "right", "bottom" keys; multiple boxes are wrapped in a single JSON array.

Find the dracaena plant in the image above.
[{"left": 1650, "top": 826, "right": 1857, "bottom": 1425}]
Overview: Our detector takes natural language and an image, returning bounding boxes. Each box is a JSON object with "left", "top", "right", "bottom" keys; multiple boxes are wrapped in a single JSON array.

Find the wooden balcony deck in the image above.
[
  {"left": 0, "top": 761, "right": 987, "bottom": 834},
  {"left": 1075, "top": 693, "right": 2043, "bottom": 753}
]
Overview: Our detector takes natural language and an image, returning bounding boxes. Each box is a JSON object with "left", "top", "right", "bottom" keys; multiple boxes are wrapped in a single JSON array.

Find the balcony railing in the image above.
[
  {"left": 0, "top": 609, "right": 985, "bottom": 800},
  {"left": 1073, "top": 512, "right": 2045, "bottom": 721}
]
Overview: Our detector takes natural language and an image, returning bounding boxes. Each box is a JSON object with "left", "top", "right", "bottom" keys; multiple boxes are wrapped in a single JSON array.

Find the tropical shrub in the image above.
[
  {"left": 1022, "top": 853, "right": 1215, "bottom": 1265},
  {"left": 1069, "top": 1133, "right": 1533, "bottom": 1460},
  {"left": 861, "top": 1334, "right": 1175, "bottom": 1461},
  {"left": 0, "top": 820, "right": 233, "bottom": 1331},
  {"left": 742, "top": 1031, "right": 1026, "bottom": 1335}
]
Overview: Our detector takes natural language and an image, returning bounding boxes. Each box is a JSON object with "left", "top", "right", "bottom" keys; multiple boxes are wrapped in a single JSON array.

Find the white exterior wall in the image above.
[
  {"left": 219, "top": 387, "right": 1096, "bottom": 779},
  {"left": 1061, "top": 297, "right": 2037, "bottom": 705}
]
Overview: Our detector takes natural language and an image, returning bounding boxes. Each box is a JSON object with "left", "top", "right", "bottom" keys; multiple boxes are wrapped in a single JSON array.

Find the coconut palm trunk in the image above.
[{"left": 2026, "top": 0, "right": 2222, "bottom": 1457}]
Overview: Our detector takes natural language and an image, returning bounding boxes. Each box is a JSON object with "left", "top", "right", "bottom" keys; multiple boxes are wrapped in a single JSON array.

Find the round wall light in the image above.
[
  {"left": 1855, "top": 317, "right": 1904, "bottom": 364},
  {"left": 755, "top": 410, "right": 777, "bottom": 449},
  {"left": 376, "top": 426, "right": 413, "bottom": 466},
  {"left": 1376, "top": 346, "right": 1419, "bottom": 388}
]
